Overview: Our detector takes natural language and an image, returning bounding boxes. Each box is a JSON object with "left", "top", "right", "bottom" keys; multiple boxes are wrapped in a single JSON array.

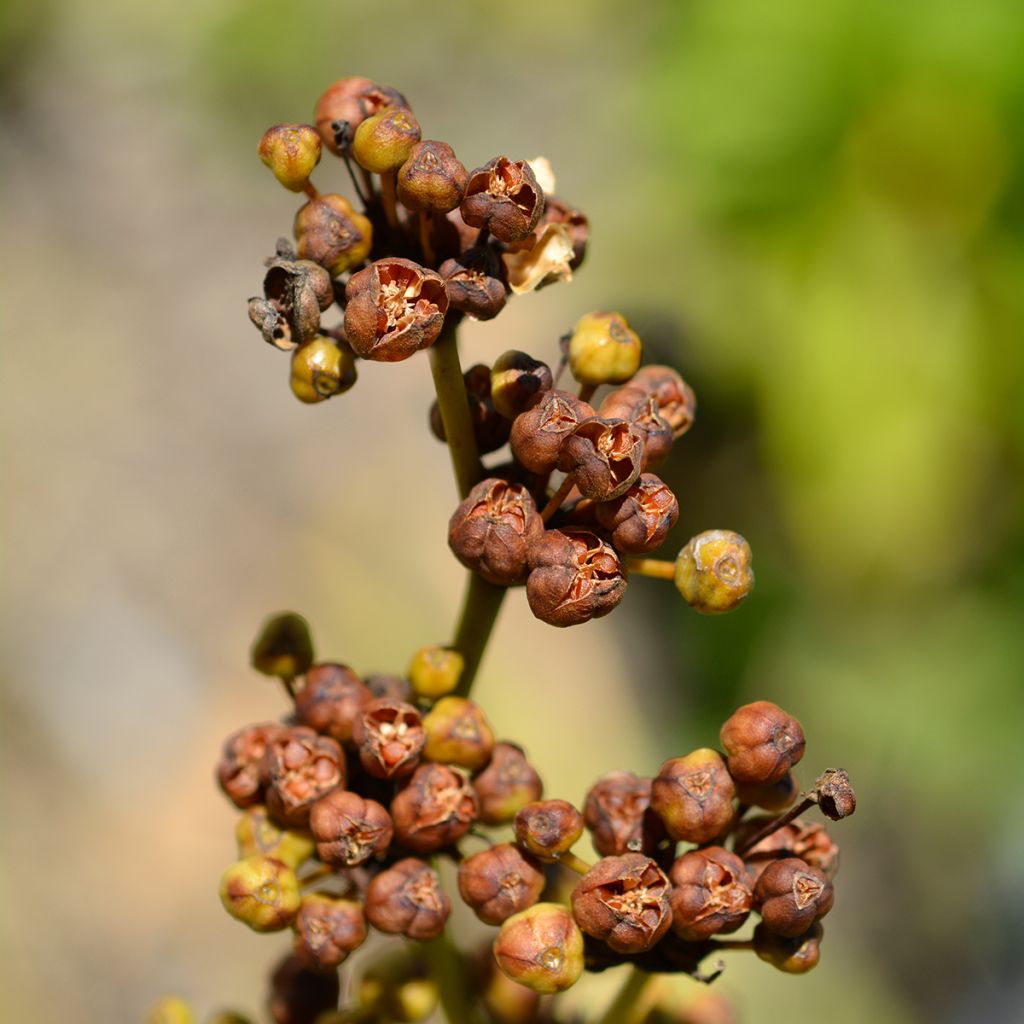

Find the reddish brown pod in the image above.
[
  {"left": 557, "top": 417, "right": 645, "bottom": 501},
  {"left": 631, "top": 365, "right": 697, "bottom": 438},
  {"left": 293, "top": 194, "right": 372, "bottom": 277},
  {"left": 458, "top": 843, "right": 545, "bottom": 925},
  {"left": 600, "top": 387, "right": 675, "bottom": 469},
  {"left": 293, "top": 894, "right": 367, "bottom": 971},
  {"left": 397, "top": 140, "right": 468, "bottom": 214},
  {"left": 217, "top": 722, "right": 283, "bottom": 809},
  {"left": 526, "top": 528, "right": 626, "bottom": 627},
  {"left": 594, "top": 474, "right": 679, "bottom": 555},
  {"left": 309, "top": 789, "right": 393, "bottom": 867},
  {"left": 720, "top": 701, "right": 805, "bottom": 785},
  {"left": 352, "top": 699, "right": 425, "bottom": 780},
  {"left": 344, "top": 258, "right": 448, "bottom": 362},
  {"left": 364, "top": 858, "right": 451, "bottom": 940},
  {"left": 439, "top": 247, "right": 508, "bottom": 321},
  {"left": 390, "top": 762, "right": 479, "bottom": 853},
  {"left": 263, "top": 727, "right": 345, "bottom": 826},
  {"left": 754, "top": 858, "right": 834, "bottom": 938},
  {"left": 248, "top": 256, "right": 333, "bottom": 351},
  {"left": 753, "top": 920, "right": 824, "bottom": 974},
  {"left": 473, "top": 742, "right": 544, "bottom": 825},
  {"left": 514, "top": 800, "right": 583, "bottom": 861},
  {"left": 669, "top": 847, "right": 752, "bottom": 941},
  {"left": 571, "top": 854, "right": 672, "bottom": 954},
  {"left": 739, "top": 818, "right": 840, "bottom": 882},
  {"left": 294, "top": 662, "right": 371, "bottom": 744},
  {"left": 313, "top": 77, "right": 408, "bottom": 156},
  {"left": 510, "top": 390, "right": 595, "bottom": 474},
  {"left": 583, "top": 771, "right": 663, "bottom": 857},
  {"left": 461, "top": 156, "right": 544, "bottom": 243},
  {"left": 448, "top": 478, "right": 544, "bottom": 587},
  {"left": 650, "top": 748, "right": 736, "bottom": 844}
]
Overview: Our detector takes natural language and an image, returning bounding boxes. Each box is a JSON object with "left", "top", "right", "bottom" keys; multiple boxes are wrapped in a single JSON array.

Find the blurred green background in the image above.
[{"left": 2, "top": 0, "right": 1023, "bottom": 1021}]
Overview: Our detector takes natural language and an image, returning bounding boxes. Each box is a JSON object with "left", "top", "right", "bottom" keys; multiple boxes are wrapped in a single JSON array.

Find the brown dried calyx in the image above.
[
  {"left": 262, "top": 727, "right": 345, "bottom": 826},
  {"left": 248, "top": 254, "right": 333, "bottom": 351},
  {"left": 594, "top": 474, "right": 680, "bottom": 555},
  {"left": 352, "top": 698, "right": 425, "bottom": 780},
  {"left": 462, "top": 156, "right": 545, "bottom": 243},
  {"left": 510, "top": 390, "right": 596, "bottom": 474},
  {"left": 440, "top": 246, "right": 508, "bottom": 321},
  {"left": 390, "top": 762, "right": 479, "bottom": 853},
  {"left": 583, "top": 771, "right": 664, "bottom": 857},
  {"left": 668, "top": 846, "right": 752, "bottom": 941},
  {"left": 217, "top": 722, "right": 283, "bottom": 809},
  {"left": 631, "top": 365, "right": 697, "bottom": 438},
  {"left": 364, "top": 857, "right": 451, "bottom": 940},
  {"left": 600, "top": 387, "right": 675, "bottom": 469},
  {"left": 448, "top": 478, "right": 544, "bottom": 586},
  {"left": 309, "top": 789, "right": 393, "bottom": 867},
  {"left": 344, "top": 258, "right": 448, "bottom": 362},
  {"left": 557, "top": 417, "right": 645, "bottom": 501},
  {"left": 294, "top": 662, "right": 371, "bottom": 744},
  {"left": 754, "top": 858, "right": 834, "bottom": 938},
  {"left": 526, "top": 528, "right": 627, "bottom": 627}
]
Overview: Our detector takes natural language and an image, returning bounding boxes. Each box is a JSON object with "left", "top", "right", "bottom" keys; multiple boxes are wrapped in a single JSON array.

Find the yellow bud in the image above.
[
  {"left": 567, "top": 312, "right": 642, "bottom": 386},
  {"left": 674, "top": 530, "right": 754, "bottom": 614},
  {"left": 352, "top": 108, "right": 421, "bottom": 174},
  {"left": 145, "top": 997, "right": 195, "bottom": 1024},
  {"left": 407, "top": 644, "right": 464, "bottom": 700},
  {"left": 290, "top": 337, "right": 357, "bottom": 404},
  {"left": 258, "top": 124, "right": 321, "bottom": 192}
]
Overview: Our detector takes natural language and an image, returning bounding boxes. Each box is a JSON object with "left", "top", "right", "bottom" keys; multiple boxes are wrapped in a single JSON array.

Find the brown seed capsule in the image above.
[
  {"left": 250, "top": 257, "right": 333, "bottom": 351},
  {"left": 720, "top": 701, "right": 804, "bottom": 785},
  {"left": 493, "top": 903, "right": 584, "bottom": 994},
  {"left": 557, "top": 417, "right": 645, "bottom": 501},
  {"left": 675, "top": 530, "right": 754, "bottom": 615},
  {"left": 314, "top": 77, "right": 408, "bottom": 157},
  {"left": 600, "top": 387, "right": 675, "bottom": 469},
  {"left": 571, "top": 854, "right": 672, "bottom": 954},
  {"left": 458, "top": 843, "right": 546, "bottom": 925},
  {"left": 755, "top": 858, "right": 834, "bottom": 938},
  {"left": 739, "top": 817, "right": 840, "bottom": 882},
  {"left": 364, "top": 857, "right": 451, "bottom": 940},
  {"left": 461, "top": 156, "right": 544, "bottom": 243},
  {"left": 352, "top": 108, "right": 421, "bottom": 174},
  {"left": 263, "top": 728, "right": 345, "bottom": 826},
  {"left": 309, "top": 789, "right": 393, "bottom": 867},
  {"left": 293, "top": 194, "right": 372, "bottom": 277},
  {"left": 422, "top": 696, "right": 496, "bottom": 772},
  {"left": 668, "top": 847, "right": 752, "bottom": 941},
  {"left": 631, "top": 365, "right": 697, "bottom": 438},
  {"left": 430, "top": 364, "right": 510, "bottom": 454},
  {"left": 219, "top": 855, "right": 301, "bottom": 932},
  {"left": 650, "top": 748, "right": 736, "bottom": 844},
  {"left": 449, "top": 478, "right": 544, "bottom": 587},
  {"left": 236, "top": 805, "right": 315, "bottom": 869},
  {"left": 251, "top": 612, "right": 314, "bottom": 680},
  {"left": 594, "top": 474, "right": 680, "bottom": 555},
  {"left": 567, "top": 312, "right": 643, "bottom": 387},
  {"left": 365, "top": 672, "right": 413, "bottom": 703},
  {"left": 289, "top": 337, "right": 357, "bottom": 404},
  {"left": 293, "top": 893, "right": 367, "bottom": 970},
  {"left": 344, "top": 258, "right": 448, "bottom": 362},
  {"left": 734, "top": 771, "right": 799, "bottom": 812},
  {"left": 294, "top": 663, "right": 371, "bottom": 744},
  {"left": 473, "top": 742, "right": 544, "bottom": 825},
  {"left": 490, "top": 351, "right": 554, "bottom": 419},
  {"left": 269, "top": 952, "right": 341, "bottom": 1024},
  {"left": 514, "top": 799, "right": 583, "bottom": 861},
  {"left": 526, "top": 528, "right": 627, "bottom": 628},
  {"left": 815, "top": 768, "right": 856, "bottom": 820},
  {"left": 352, "top": 699, "right": 425, "bottom": 780},
  {"left": 397, "top": 140, "right": 468, "bottom": 214},
  {"left": 439, "top": 247, "right": 508, "bottom": 321},
  {"left": 217, "top": 723, "right": 284, "bottom": 809},
  {"left": 390, "top": 762, "right": 479, "bottom": 853},
  {"left": 510, "top": 390, "right": 595, "bottom": 474},
  {"left": 258, "top": 124, "right": 322, "bottom": 193},
  {"left": 753, "top": 921, "right": 824, "bottom": 974},
  {"left": 583, "top": 771, "right": 664, "bottom": 857}
]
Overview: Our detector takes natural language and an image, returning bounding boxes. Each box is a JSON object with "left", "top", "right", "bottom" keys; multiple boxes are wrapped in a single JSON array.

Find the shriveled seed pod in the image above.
[
  {"left": 720, "top": 701, "right": 805, "bottom": 785},
  {"left": 557, "top": 417, "right": 645, "bottom": 501},
  {"left": 458, "top": 843, "right": 545, "bottom": 925},
  {"left": 294, "top": 662, "right": 371, "bottom": 744},
  {"left": 473, "top": 742, "right": 544, "bottom": 825},
  {"left": 583, "top": 771, "right": 663, "bottom": 857},
  {"left": 314, "top": 77, "right": 408, "bottom": 156},
  {"left": 510, "top": 390, "right": 595, "bottom": 474},
  {"left": 739, "top": 818, "right": 840, "bottom": 882},
  {"left": 514, "top": 799, "right": 583, "bottom": 861},
  {"left": 668, "top": 846, "right": 752, "bottom": 941},
  {"left": 217, "top": 723, "right": 283, "bottom": 809},
  {"left": 309, "top": 789, "right": 393, "bottom": 867},
  {"left": 439, "top": 247, "right": 508, "bottom": 321},
  {"left": 263, "top": 728, "right": 345, "bottom": 826},
  {"left": 364, "top": 858, "right": 451, "bottom": 940},
  {"left": 600, "top": 386, "right": 675, "bottom": 469},
  {"left": 398, "top": 140, "right": 468, "bottom": 213},
  {"left": 250, "top": 257, "right": 333, "bottom": 351},
  {"left": 293, "top": 194, "right": 372, "bottom": 277},
  {"left": 594, "top": 474, "right": 679, "bottom": 555},
  {"left": 650, "top": 748, "right": 736, "bottom": 844},
  {"left": 461, "top": 156, "right": 544, "bottom": 243},
  {"left": 631, "top": 365, "right": 697, "bottom": 438},
  {"left": 754, "top": 858, "right": 834, "bottom": 938},
  {"left": 293, "top": 894, "right": 367, "bottom": 970},
  {"left": 352, "top": 699, "right": 425, "bottom": 780},
  {"left": 753, "top": 921, "right": 824, "bottom": 974},
  {"left": 390, "top": 762, "right": 479, "bottom": 853}
]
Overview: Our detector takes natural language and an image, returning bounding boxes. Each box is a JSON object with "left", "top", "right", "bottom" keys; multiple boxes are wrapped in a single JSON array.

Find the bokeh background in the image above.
[{"left": 2, "top": 0, "right": 1023, "bottom": 1021}]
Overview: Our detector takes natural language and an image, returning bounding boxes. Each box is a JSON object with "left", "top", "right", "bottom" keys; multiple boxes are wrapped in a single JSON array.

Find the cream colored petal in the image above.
[{"left": 503, "top": 224, "right": 575, "bottom": 295}]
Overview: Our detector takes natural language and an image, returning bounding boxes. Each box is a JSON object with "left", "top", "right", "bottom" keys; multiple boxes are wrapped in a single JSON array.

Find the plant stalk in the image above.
[
  {"left": 452, "top": 571, "right": 506, "bottom": 697},
  {"left": 596, "top": 968, "right": 653, "bottom": 1024}
]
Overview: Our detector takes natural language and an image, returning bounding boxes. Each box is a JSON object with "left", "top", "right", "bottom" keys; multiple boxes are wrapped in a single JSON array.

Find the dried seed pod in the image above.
[
  {"left": 594, "top": 474, "right": 679, "bottom": 555},
  {"left": 263, "top": 728, "right": 345, "bottom": 826},
  {"left": 720, "top": 701, "right": 805, "bottom": 785},
  {"left": 293, "top": 894, "right": 367, "bottom": 970},
  {"left": 251, "top": 258, "right": 334, "bottom": 351},
  {"left": 449, "top": 478, "right": 544, "bottom": 586},
  {"left": 514, "top": 799, "right": 584, "bottom": 862},
  {"left": 430, "top": 364, "right": 510, "bottom": 454},
  {"left": 583, "top": 771, "right": 664, "bottom": 857},
  {"left": 293, "top": 194, "right": 373, "bottom": 277},
  {"left": 753, "top": 921, "right": 824, "bottom": 974},
  {"left": 251, "top": 612, "right": 314, "bottom": 679},
  {"left": 568, "top": 312, "right": 643, "bottom": 387},
  {"left": 754, "top": 858, "right": 834, "bottom": 938},
  {"left": 539, "top": 197, "right": 588, "bottom": 270},
  {"left": 390, "top": 762, "right": 478, "bottom": 853},
  {"left": 219, "top": 855, "right": 301, "bottom": 932},
  {"left": 258, "top": 124, "right": 322, "bottom": 192},
  {"left": 439, "top": 246, "right": 508, "bottom": 321},
  {"left": 473, "top": 742, "right": 544, "bottom": 825},
  {"left": 236, "top": 805, "right": 315, "bottom": 869},
  {"left": 734, "top": 771, "right": 799, "bottom": 812},
  {"left": 668, "top": 846, "right": 752, "bottom": 941},
  {"left": 461, "top": 156, "right": 544, "bottom": 243},
  {"left": 294, "top": 662, "right": 371, "bottom": 744},
  {"left": 631, "top": 365, "right": 697, "bottom": 438},
  {"left": 269, "top": 952, "right": 341, "bottom": 1024},
  {"left": 352, "top": 699, "right": 425, "bottom": 780},
  {"left": 526, "top": 528, "right": 627, "bottom": 628},
  {"left": 289, "top": 337, "right": 357, "bottom": 404},
  {"left": 510, "top": 390, "right": 595, "bottom": 474},
  {"left": 407, "top": 644, "right": 464, "bottom": 700},
  {"left": 364, "top": 857, "right": 451, "bottom": 940},
  {"left": 314, "top": 77, "right": 408, "bottom": 156},
  {"left": 571, "top": 853, "right": 672, "bottom": 954},
  {"left": 492, "top": 903, "right": 584, "bottom": 994},
  {"left": 557, "top": 417, "right": 645, "bottom": 501},
  {"left": 458, "top": 843, "right": 546, "bottom": 925},
  {"left": 422, "top": 696, "right": 496, "bottom": 771},
  {"left": 309, "top": 789, "right": 393, "bottom": 867},
  {"left": 344, "top": 258, "right": 448, "bottom": 362},
  {"left": 675, "top": 530, "right": 754, "bottom": 615},
  {"left": 650, "top": 748, "right": 736, "bottom": 844},
  {"left": 815, "top": 768, "right": 856, "bottom": 821},
  {"left": 352, "top": 107, "right": 421, "bottom": 173},
  {"left": 491, "top": 351, "right": 554, "bottom": 419},
  {"left": 217, "top": 723, "right": 284, "bottom": 809},
  {"left": 365, "top": 672, "right": 413, "bottom": 703},
  {"left": 740, "top": 817, "right": 840, "bottom": 882},
  {"left": 397, "top": 140, "right": 468, "bottom": 213},
  {"left": 600, "top": 387, "right": 675, "bottom": 469}
]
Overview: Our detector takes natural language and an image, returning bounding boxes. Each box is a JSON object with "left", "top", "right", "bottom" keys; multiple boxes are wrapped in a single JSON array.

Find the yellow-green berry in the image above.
[
  {"left": 674, "top": 530, "right": 754, "bottom": 614},
  {"left": 352, "top": 108, "right": 421, "bottom": 174},
  {"left": 235, "top": 805, "right": 315, "bottom": 869},
  {"left": 567, "top": 311, "right": 642, "bottom": 386},
  {"left": 219, "top": 855, "right": 301, "bottom": 932},
  {"left": 407, "top": 644, "right": 464, "bottom": 700},
  {"left": 492, "top": 903, "right": 584, "bottom": 994},
  {"left": 258, "top": 124, "right": 322, "bottom": 192},
  {"left": 422, "top": 696, "right": 495, "bottom": 771},
  {"left": 289, "top": 337, "right": 356, "bottom": 404}
]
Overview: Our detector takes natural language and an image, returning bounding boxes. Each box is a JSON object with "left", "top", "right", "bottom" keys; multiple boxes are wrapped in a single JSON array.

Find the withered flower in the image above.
[
  {"left": 461, "top": 157, "right": 544, "bottom": 243},
  {"left": 294, "top": 662, "right": 371, "bottom": 744},
  {"left": 514, "top": 799, "right": 583, "bottom": 862},
  {"left": 631, "top": 365, "right": 697, "bottom": 438},
  {"left": 473, "top": 742, "right": 544, "bottom": 825},
  {"left": 439, "top": 247, "right": 508, "bottom": 321},
  {"left": 815, "top": 768, "right": 857, "bottom": 821},
  {"left": 526, "top": 528, "right": 627, "bottom": 628},
  {"left": 293, "top": 894, "right": 367, "bottom": 971},
  {"left": 571, "top": 854, "right": 672, "bottom": 954},
  {"left": 430, "top": 364, "right": 510, "bottom": 454},
  {"left": 448, "top": 478, "right": 544, "bottom": 587},
  {"left": 490, "top": 350, "right": 553, "bottom": 419},
  {"left": 293, "top": 194, "right": 372, "bottom": 277},
  {"left": 668, "top": 847, "right": 752, "bottom": 941},
  {"left": 249, "top": 256, "right": 333, "bottom": 351},
  {"left": 650, "top": 748, "right": 736, "bottom": 844},
  {"left": 364, "top": 858, "right": 451, "bottom": 940},
  {"left": 458, "top": 843, "right": 545, "bottom": 925},
  {"left": 583, "top": 771, "right": 663, "bottom": 857},
  {"left": 314, "top": 77, "right": 408, "bottom": 156},
  {"left": 754, "top": 858, "right": 834, "bottom": 938},
  {"left": 217, "top": 723, "right": 283, "bottom": 809},
  {"left": 352, "top": 699, "right": 425, "bottom": 780},
  {"left": 594, "top": 474, "right": 679, "bottom": 555},
  {"left": 398, "top": 140, "right": 468, "bottom": 213},
  {"left": 309, "top": 789, "right": 393, "bottom": 867},
  {"left": 344, "top": 258, "right": 448, "bottom": 362},
  {"left": 263, "top": 727, "right": 345, "bottom": 826},
  {"left": 557, "top": 417, "right": 645, "bottom": 501},
  {"left": 720, "top": 701, "right": 805, "bottom": 785},
  {"left": 502, "top": 222, "right": 576, "bottom": 295},
  {"left": 600, "top": 387, "right": 675, "bottom": 469},
  {"left": 390, "top": 762, "right": 479, "bottom": 853},
  {"left": 510, "top": 390, "right": 595, "bottom": 474}
]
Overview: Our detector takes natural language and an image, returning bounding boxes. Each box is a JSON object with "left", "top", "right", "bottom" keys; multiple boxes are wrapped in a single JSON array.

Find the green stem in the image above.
[
  {"left": 452, "top": 571, "right": 507, "bottom": 697},
  {"left": 428, "top": 319, "right": 482, "bottom": 500},
  {"left": 596, "top": 968, "right": 653, "bottom": 1024},
  {"left": 422, "top": 932, "right": 485, "bottom": 1024}
]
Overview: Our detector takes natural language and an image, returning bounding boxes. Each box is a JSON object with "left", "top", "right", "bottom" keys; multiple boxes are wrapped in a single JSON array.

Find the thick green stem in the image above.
[
  {"left": 428, "top": 319, "right": 483, "bottom": 500},
  {"left": 596, "top": 968, "right": 653, "bottom": 1024},
  {"left": 452, "top": 571, "right": 506, "bottom": 697}
]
